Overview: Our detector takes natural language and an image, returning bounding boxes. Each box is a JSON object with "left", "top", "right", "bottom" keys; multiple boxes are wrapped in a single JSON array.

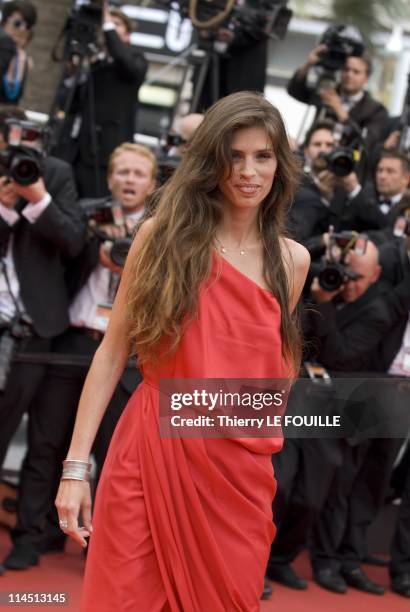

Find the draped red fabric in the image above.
[{"left": 81, "top": 253, "right": 285, "bottom": 611}]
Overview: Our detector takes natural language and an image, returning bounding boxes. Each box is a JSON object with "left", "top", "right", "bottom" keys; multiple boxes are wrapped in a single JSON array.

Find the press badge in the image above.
[
  {"left": 94, "top": 302, "right": 112, "bottom": 332},
  {"left": 304, "top": 361, "right": 332, "bottom": 385}
]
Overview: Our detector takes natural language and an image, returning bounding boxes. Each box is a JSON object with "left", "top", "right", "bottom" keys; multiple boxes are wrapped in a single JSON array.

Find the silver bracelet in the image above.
[{"left": 61, "top": 459, "right": 92, "bottom": 482}]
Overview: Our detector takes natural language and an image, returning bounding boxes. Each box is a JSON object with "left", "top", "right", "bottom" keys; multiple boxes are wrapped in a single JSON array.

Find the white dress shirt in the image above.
[
  {"left": 69, "top": 209, "right": 145, "bottom": 332},
  {"left": 0, "top": 194, "right": 52, "bottom": 320}
]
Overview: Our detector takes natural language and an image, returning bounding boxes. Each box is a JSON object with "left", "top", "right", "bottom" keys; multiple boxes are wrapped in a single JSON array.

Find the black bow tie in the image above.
[{"left": 378, "top": 196, "right": 392, "bottom": 208}]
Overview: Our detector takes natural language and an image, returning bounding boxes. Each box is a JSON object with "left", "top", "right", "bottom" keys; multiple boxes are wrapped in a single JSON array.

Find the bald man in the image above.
[
  {"left": 308, "top": 240, "right": 387, "bottom": 371},
  {"left": 168, "top": 113, "right": 204, "bottom": 158},
  {"left": 267, "top": 240, "right": 395, "bottom": 593},
  {"left": 303, "top": 240, "right": 405, "bottom": 595}
]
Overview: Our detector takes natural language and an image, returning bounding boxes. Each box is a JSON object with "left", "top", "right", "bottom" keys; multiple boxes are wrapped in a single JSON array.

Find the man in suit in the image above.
[
  {"left": 2, "top": 143, "right": 157, "bottom": 571},
  {"left": 0, "top": 108, "right": 86, "bottom": 472},
  {"left": 289, "top": 120, "right": 335, "bottom": 245},
  {"left": 290, "top": 121, "right": 388, "bottom": 262},
  {"left": 342, "top": 151, "right": 410, "bottom": 246},
  {"left": 306, "top": 241, "right": 408, "bottom": 595},
  {"left": 287, "top": 48, "right": 388, "bottom": 152},
  {"left": 266, "top": 241, "right": 394, "bottom": 593},
  {"left": 53, "top": 5, "right": 147, "bottom": 198}
]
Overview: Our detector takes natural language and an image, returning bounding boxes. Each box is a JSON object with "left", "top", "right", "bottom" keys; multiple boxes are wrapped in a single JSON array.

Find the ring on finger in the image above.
[{"left": 59, "top": 519, "right": 68, "bottom": 529}]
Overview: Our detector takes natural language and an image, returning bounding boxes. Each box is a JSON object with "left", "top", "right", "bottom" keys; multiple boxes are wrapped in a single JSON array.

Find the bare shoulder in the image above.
[
  {"left": 128, "top": 217, "right": 155, "bottom": 254},
  {"left": 280, "top": 237, "right": 311, "bottom": 312},
  {"left": 137, "top": 217, "right": 156, "bottom": 240},
  {"left": 280, "top": 237, "right": 310, "bottom": 275}
]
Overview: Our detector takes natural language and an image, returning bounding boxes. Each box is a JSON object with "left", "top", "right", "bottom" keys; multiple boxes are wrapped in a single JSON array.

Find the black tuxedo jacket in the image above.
[
  {"left": 328, "top": 185, "right": 390, "bottom": 234},
  {"left": 289, "top": 179, "right": 388, "bottom": 259},
  {"left": 289, "top": 175, "right": 331, "bottom": 243},
  {"left": 287, "top": 71, "right": 388, "bottom": 149},
  {"left": 0, "top": 157, "right": 86, "bottom": 337}
]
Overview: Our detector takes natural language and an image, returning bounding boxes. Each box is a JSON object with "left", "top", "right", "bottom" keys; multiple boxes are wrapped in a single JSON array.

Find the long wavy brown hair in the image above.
[{"left": 126, "top": 91, "right": 302, "bottom": 371}]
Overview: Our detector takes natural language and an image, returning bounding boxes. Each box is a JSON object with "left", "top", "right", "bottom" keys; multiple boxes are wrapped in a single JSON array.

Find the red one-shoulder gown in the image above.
[{"left": 81, "top": 253, "right": 285, "bottom": 611}]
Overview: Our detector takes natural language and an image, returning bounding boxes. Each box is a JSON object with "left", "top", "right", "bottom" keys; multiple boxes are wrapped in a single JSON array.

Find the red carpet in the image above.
[{"left": 0, "top": 527, "right": 408, "bottom": 611}]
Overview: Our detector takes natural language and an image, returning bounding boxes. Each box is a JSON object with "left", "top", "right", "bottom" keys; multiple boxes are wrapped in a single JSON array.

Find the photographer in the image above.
[
  {"left": 167, "top": 113, "right": 204, "bottom": 157},
  {"left": 288, "top": 32, "right": 388, "bottom": 151},
  {"left": 0, "top": 105, "right": 86, "bottom": 471},
  {"left": 303, "top": 241, "right": 408, "bottom": 595},
  {"left": 267, "top": 240, "right": 392, "bottom": 593},
  {"left": 0, "top": 1, "right": 36, "bottom": 104},
  {"left": 156, "top": 113, "right": 204, "bottom": 185},
  {"left": 53, "top": 2, "right": 147, "bottom": 198},
  {"left": 290, "top": 120, "right": 336, "bottom": 244},
  {"left": 2, "top": 143, "right": 156, "bottom": 571},
  {"left": 193, "top": 0, "right": 276, "bottom": 111},
  {"left": 290, "top": 121, "right": 388, "bottom": 261}
]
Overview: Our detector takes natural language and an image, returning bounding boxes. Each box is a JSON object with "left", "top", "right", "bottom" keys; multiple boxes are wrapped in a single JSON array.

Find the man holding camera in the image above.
[
  {"left": 0, "top": 105, "right": 86, "bottom": 472},
  {"left": 54, "top": 2, "right": 147, "bottom": 198},
  {"left": 290, "top": 121, "right": 388, "bottom": 259},
  {"left": 305, "top": 241, "right": 407, "bottom": 595},
  {"left": 288, "top": 40, "right": 388, "bottom": 151},
  {"left": 267, "top": 239, "right": 391, "bottom": 592},
  {"left": 2, "top": 143, "right": 156, "bottom": 571},
  {"left": 290, "top": 120, "right": 336, "bottom": 244}
]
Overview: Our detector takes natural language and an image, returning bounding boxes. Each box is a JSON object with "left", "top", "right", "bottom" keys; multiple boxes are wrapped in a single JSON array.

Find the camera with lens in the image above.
[
  {"left": 314, "top": 123, "right": 361, "bottom": 178},
  {"left": 318, "top": 24, "right": 364, "bottom": 72},
  {"left": 227, "top": 0, "right": 292, "bottom": 45},
  {"left": 81, "top": 197, "right": 133, "bottom": 268},
  {"left": 0, "top": 315, "right": 32, "bottom": 393},
  {"left": 171, "top": 0, "right": 291, "bottom": 54},
  {"left": 317, "top": 147, "right": 355, "bottom": 177},
  {"left": 314, "top": 24, "right": 364, "bottom": 92},
  {"left": 0, "top": 119, "right": 45, "bottom": 186},
  {"left": 64, "top": 0, "right": 104, "bottom": 56},
  {"left": 318, "top": 231, "right": 367, "bottom": 292}
]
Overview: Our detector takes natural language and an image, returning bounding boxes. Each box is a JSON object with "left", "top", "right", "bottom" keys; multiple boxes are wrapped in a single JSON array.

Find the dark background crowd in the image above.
[{"left": 0, "top": 0, "right": 409, "bottom": 604}]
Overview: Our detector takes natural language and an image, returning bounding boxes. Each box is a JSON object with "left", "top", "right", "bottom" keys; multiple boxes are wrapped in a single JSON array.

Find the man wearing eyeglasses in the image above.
[{"left": 0, "top": 0, "right": 37, "bottom": 104}]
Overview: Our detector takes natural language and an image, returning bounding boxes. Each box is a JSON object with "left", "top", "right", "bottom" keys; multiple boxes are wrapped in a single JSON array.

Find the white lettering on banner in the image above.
[{"left": 165, "top": 10, "right": 193, "bottom": 52}]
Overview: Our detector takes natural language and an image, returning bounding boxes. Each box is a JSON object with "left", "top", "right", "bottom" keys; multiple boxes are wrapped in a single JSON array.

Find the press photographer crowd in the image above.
[{"left": 0, "top": 0, "right": 409, "bottom": 605}]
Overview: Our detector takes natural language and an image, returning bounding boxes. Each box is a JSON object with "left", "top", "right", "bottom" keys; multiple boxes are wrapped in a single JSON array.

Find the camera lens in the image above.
[
  {"left": 318, "top": 263, "right": 345, "bottom": 291},
  {"left": 326, "top": 148, "right": 355, "bottom": 177},
  {"left": 10, "top": 156, "right": 41, "bottom": 186}
]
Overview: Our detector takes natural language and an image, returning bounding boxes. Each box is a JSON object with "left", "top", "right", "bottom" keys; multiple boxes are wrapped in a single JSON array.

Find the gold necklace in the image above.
[{"left": 215, "top": 236, "right": 249, "bottom": 256}]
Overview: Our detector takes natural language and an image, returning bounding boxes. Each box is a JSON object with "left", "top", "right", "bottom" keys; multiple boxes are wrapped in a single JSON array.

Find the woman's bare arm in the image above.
[
  {"left": 66, "top": 219, "right": 153, "bottom": 461},
  {"left": 281, "top": 237, "right": 311, "bottom": 313},
  {"left": 55, "top": 219, "right": 153, "bottom": 547}
]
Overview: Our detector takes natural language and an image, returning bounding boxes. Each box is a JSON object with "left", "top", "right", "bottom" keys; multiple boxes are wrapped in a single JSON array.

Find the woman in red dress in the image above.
[{"left": 56, "top": 91, "right": 310, "bottom": 611}]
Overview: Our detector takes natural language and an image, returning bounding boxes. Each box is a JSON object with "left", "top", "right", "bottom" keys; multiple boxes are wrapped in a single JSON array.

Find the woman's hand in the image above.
[{"left": 55, "top": 480, "right": 93, "bottom": 548}]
